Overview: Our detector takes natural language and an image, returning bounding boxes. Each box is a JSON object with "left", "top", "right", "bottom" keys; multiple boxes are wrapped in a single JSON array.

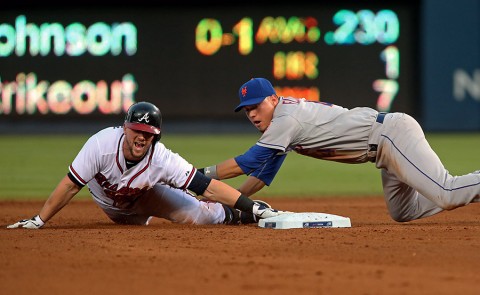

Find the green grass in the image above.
[{"left": 1, "top": 133, "right": 479, "bottom": 200}]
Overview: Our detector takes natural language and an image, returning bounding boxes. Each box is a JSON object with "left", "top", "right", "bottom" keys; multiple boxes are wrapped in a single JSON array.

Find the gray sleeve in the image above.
[{"left": 256, "top": 115, "right": 301, "bottom": 152}]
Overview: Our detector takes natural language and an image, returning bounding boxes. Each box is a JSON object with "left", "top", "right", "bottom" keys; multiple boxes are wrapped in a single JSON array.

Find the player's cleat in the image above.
[
  {"left": 242, "top": 200, "right": 273, "bottom": 224},
  {"left": 222, "top": 200, "right": 272, "bottom": 225}
]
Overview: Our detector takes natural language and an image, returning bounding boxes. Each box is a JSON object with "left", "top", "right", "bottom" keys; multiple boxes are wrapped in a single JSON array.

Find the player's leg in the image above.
[
  {"left": 381, "top": 169, "right": 443, "bottom": 222},
  {"left": 137, "top": 184, "right": 268, "bottom": 225},
  {"left": 377, "top": 113, "right": 480, "bottom": 214},
  {"left": 138, "top": 185, "right": 262, "bottom": 225},
  {"left": 132, "top": 184, "right": 227, "bottom": 225},
  {"left": 89, "top": 184, "right": 226, "bottom": 225},
  {"left": 90, "top": 184, "right": 260, "bottom": 225},
  {"left": 87, "top": 183, "right": 149, "bottom": 225},
  {"left": 90, "top": 197, "right": 148, "bottom": 225}
]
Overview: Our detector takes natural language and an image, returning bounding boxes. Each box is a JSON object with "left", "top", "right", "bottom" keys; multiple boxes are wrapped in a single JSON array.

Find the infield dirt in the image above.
[{"left": 1, "top": 196, "right": 479, "bottom": 295}]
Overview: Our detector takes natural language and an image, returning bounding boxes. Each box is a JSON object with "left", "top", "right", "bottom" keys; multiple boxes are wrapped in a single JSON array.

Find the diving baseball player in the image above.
[
  {"left": 200, "top": 77, "right": 480, "bottom": 222},
  {"left": 7, "top": 101, "right": 287, "bottom": 229}
]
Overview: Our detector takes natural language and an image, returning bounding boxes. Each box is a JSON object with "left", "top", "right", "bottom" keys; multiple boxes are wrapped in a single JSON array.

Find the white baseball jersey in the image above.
[
  {"left": 66, "top": 126, "right": 226, "bottom": 226},
  {"left": 69, "top": 126, "right": 195, "bottom": 209}
]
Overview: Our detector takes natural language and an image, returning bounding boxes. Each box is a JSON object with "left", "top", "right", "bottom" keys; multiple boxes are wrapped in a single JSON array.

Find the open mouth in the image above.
[{"left": 134, "top": 142, "right": 145, "bottom": 150}]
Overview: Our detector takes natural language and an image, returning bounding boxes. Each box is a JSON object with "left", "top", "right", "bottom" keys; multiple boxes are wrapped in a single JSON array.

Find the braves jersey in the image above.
[
  {"left": 68, "top": 126, "right": 196, "bottom": 209},
  {"left": 257, "top": 97, "right": 378, "bottom": 163}
]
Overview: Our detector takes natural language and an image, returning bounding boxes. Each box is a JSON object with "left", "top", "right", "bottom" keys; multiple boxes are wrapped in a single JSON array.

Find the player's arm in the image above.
[
  {"left": 7, "top": 175, "right": 82, "bottom": 229},
  {"left": 200, "top": 145, "right": 275, "bottom": 180},
  {"left": 199, "top": 159, "right": 266, "bottom": 195},
  {"left": 216, "top": 158, "right": 244, "bottom": 179},
  {"left": 39, "top": 175, "right": 82, "bottom": 223},
  {"left": 198, "top": 158, "right": 243, "bottom": 179},
  {"left": 200, "top": 145, "right": 286, "bottom": 196},
  {"left": 187, "top": 171, "right": 289, "bottom": 219},
  {"left": 237, "top": 176, "right": 266, "bottom": 197}
]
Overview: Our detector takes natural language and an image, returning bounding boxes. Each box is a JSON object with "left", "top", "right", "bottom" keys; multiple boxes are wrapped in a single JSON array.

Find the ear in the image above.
[{"left": 270, "top": 95, "right": 279, "bottom": 106}]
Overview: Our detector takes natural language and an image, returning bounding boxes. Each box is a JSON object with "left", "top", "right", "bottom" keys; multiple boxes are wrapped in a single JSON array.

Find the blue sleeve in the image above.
[{"left": 234, "top": 145, "right": 287, "bottom": 186}]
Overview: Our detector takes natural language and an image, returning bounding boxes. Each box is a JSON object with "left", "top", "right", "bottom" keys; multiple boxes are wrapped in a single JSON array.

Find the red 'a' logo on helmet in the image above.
[{"left": 241, "top": 86, "right": 247, "bottom": 97}]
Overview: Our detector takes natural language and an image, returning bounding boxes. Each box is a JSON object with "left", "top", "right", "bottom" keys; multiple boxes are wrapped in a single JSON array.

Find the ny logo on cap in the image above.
[
  {"left": 241, "top": 86, "right": 248, "bottom": 97},
  {"left": 139, "top": 113, "right": 150, "bottom": 123}
]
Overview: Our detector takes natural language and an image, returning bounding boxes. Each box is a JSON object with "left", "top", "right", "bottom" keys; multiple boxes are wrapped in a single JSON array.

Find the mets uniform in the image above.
[
  {"left": 68, "top": 126, "right": 226, "bottom": 225},
  {"left": 235, "top": 96, "right": 480, "bottom": 222}
]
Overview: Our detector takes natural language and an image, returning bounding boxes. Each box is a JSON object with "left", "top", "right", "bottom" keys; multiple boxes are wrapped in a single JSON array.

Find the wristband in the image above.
[
  {"left": 203, "top": 165, "right": 218, "bottom": 179},
  {"left": 233, "top": 194, "right": 255, "bottom": 213},
  {"left": 33, "top": 215, "right": 45, "bottom": 227}
]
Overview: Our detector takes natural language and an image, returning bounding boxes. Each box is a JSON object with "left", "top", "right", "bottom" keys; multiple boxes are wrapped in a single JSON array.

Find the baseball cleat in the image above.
[
  {"left": 240, "top": 200, "right": 272, "bottom": 224},
  {"left": 222, "top": 200, "right": 272, "bottom": 225}
]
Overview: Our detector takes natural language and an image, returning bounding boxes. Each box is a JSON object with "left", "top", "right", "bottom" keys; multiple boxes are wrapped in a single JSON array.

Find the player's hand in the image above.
[
  {"left": 252, "top": 202, "right": 292, "bottom": 219},
  {"left": 7, "top": 215, "right": 45, "bottom": 229}
]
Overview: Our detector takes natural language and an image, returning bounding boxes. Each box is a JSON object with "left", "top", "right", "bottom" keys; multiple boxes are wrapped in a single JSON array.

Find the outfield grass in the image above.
[{"left": 1, "top": 133, "right": 479, "bottom": 200}]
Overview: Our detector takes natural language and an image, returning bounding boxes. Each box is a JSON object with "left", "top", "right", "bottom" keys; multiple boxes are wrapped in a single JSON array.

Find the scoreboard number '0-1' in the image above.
[{"left": 195, "top": 9, "right": 402, "bottom": 112}]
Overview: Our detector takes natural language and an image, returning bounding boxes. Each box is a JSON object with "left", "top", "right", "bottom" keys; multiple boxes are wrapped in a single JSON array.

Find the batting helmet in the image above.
[{"left": 124, "top": 101, "right": 162, "bottom": 141}]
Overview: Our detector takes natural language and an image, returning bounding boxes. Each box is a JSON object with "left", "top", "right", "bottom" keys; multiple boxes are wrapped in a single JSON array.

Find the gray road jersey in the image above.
[{"left": 256, "top": 97, "right": 378, "bottom": 163}]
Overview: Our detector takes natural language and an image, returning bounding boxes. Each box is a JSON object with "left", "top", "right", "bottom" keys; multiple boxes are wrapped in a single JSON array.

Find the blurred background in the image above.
[
  {"left": 1, "top": 0, "right": 479, "bottom": 134},
  {"left": 1, "top": 0, "right": 479, "bottom": 198}
]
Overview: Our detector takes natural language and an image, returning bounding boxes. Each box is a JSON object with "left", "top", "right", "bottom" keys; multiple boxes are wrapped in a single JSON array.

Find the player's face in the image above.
[
  {"left": 123, "top": 127, "right": 155, "bottom": 161},
  {"left": 244, "top": 95, "right": 278, "bottom": 133}
]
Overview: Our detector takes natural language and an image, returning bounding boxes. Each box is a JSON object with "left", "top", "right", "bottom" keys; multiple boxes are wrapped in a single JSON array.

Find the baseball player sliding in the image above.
[
  {"left": 7, "top": 101, "right": 289, "bottom": 229},
  {"left": 199, "top": 77, "right": 480, "bottom": 222}
]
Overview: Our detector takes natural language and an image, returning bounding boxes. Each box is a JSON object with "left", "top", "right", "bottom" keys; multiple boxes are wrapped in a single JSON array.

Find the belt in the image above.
[
  {"left": 376, "top": 112, "right": 387, "bottom": 124},
  {"left": 369, "top": 112, "right": 388, "bottom": 162}
]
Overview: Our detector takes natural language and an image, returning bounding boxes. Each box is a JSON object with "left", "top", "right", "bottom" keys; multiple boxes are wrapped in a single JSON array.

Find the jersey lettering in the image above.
[
  {"left": 318, "top": 101, "right": 334, "bottom": 107},
  {"left": 281, "top": 97, "right": 334, "bottom": 107},
  {"left": 282, "top": 97, "right": 300, "bottom": 104},
  {"left": 94, "top": 172, "right": 149, "bottom": 206},
  {"left": 305, "top": 100, "right": 334, "bottom": 107}
]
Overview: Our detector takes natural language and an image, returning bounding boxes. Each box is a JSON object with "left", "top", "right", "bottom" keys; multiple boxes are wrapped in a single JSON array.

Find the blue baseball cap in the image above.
[{"left": 234, "top": 78, "right": 276, "bottom": 112}]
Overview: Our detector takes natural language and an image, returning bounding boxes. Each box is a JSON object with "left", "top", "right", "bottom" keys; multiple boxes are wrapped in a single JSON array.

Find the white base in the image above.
[{"left": 258, "top": 212, "right": 351, "bottom": 229}]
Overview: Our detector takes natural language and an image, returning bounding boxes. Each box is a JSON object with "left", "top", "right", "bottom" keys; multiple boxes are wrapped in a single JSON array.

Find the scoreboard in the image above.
[{"left": 0, "top": 2, "right": 418, "bottom": 129}]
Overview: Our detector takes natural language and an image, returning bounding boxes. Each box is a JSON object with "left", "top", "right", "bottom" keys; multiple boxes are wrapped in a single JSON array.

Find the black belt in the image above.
[{"left": 376, "top": 112, "right": 387, "bottom": 124}]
